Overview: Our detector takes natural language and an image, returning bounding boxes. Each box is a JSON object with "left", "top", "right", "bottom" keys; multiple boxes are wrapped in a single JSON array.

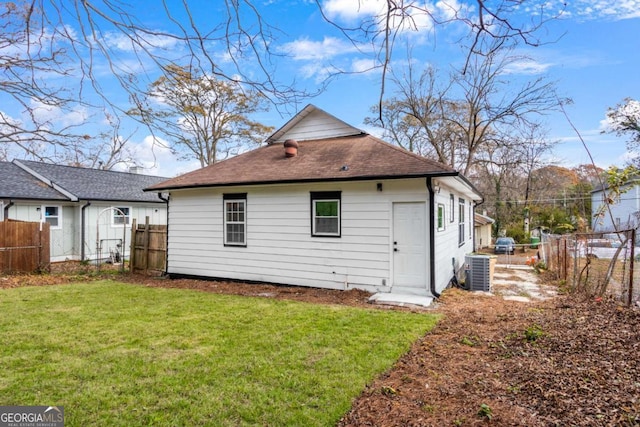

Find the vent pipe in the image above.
[{"left": 283, "top": 139, "right": 299, "bottom": 157}]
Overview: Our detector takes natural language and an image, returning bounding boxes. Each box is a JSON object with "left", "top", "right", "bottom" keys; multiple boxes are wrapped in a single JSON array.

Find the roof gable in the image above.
[
  {"left": 266, "top": 104, "right": 363, "bottom": 144},
  {"left": 147, "top": 106, "right": 482, "bottom": 201}
]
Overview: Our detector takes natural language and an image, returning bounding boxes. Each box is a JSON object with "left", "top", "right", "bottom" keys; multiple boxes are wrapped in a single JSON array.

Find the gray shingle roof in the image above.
[
  {"left": 1, "top": 160, "right": 168, "bottom": 203},
  {"left": 0, "top": 162, "right": 68, "bottom": 200}
]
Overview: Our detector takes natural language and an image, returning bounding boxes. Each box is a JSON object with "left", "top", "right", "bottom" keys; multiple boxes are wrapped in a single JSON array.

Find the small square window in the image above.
[
  {"left": 43, "top": 206, "right": 60, "bottom": 228},
  {"left": 113, "top": 207, "right": 131, "bottom": 226},
  {"left": 111, "top": 206, "right": 131, "bottom": 226},
  {"left": 311, "top": 191, "right": 341, "bottom": 237}
]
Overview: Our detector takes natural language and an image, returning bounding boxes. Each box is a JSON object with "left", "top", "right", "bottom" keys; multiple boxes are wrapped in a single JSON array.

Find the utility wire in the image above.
[{"left": 493, "top": 194, "right": 640, "bottom": 204}]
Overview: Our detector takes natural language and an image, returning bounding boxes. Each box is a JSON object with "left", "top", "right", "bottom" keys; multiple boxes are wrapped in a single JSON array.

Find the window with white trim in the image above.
[
  {"left": 458, "top": 198, "right": 465, "bottom": 245},
  {"left": 437, "top": 203, "right": 445, "bottom": 231},
  {"left": 43, "top": 206, "right": 61, "bottom": 228},
  {"left": 112, "top": 207, "right": 131, "bottom": 226},
  {"left": 449, "top": 193, "right": 455, "bottom": 222},
  {"left": 224, "top": 193, "right": 247, "bottom": 246},
  {"left": 311, "top": 191, "right": 341, "bottom": 237}
]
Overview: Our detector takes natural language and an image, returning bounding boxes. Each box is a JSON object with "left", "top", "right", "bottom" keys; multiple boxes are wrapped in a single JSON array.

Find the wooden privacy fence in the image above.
[
  {"left": 129, "top": 218, "right": 167, "bottom": 276},
  {"left": 0, "top": 220, "right": 50, "bottom": 274}
]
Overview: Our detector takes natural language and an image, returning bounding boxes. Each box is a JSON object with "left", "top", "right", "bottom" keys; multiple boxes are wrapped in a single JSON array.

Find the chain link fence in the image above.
[{"left": 540, "top": 229, "right": 640, "bottom": 306}]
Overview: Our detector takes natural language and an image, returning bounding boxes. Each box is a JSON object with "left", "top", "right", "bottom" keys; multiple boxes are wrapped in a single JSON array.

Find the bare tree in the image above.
[
  {"left": 60, "top": 120, "right": 138, "bottom": 170},
  {"left": 316, "top": 0, "right": 564, "bottom": 113},
  {"left": 514, "top": 124, "right": 557, "bottom": 234},
  {"left": 515, "top": 125, "right": 556, "bottom": 205},
  {"left": 0, "top": 2, "right": 85, "bottom": 152},
  {"left": 367, "top": 36, "right": 560, "bottom": 175},
  {"left": 451, "top": 37, "right": 560, "bottom": 175},
  {"left": 131, "top": 64, "right": 273, "bottom": 167},
  {"left": 1, "top": 0, "right": 563, "bottom": 165},
  {"left": 471, "top": 135, "right": 525, "bottom": 237},
  {"left": 365, "top": 65, "right": 465, "bottom": 167},
  {"left": 1, "top": 0, "right": 305, "bottom": 165}
]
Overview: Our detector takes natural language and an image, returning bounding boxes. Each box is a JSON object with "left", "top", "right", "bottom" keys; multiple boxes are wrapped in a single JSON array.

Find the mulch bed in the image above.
[
  {"left": 2, "top": 264, "right": 640, "bottom": 426},
  {"left": 338, "top": 290, "right": 640, "bottom": 426}
]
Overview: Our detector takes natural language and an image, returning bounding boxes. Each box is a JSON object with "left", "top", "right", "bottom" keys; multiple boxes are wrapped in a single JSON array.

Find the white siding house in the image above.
[
  {"left": 474, "top": 212, "right": 495, "bottom": 249},
  {"left": 147, "top": 105, "right": 483, "bottom": 303},
  {"left": 1, "top": 160, "right": 168, "bottom": 262},
  {"left": 592, "top": 181, "right": 640, "bottom": 231}
]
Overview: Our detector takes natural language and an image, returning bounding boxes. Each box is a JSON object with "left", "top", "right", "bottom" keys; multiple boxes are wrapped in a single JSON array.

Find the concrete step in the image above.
[{"left": 369, "top": 293, "right": 434, "bottom": 308}]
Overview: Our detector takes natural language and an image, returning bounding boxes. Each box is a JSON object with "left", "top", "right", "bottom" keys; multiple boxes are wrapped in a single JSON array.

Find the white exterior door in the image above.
[{"left": 392, "top": 202, "right": 427, "bottom": 289}]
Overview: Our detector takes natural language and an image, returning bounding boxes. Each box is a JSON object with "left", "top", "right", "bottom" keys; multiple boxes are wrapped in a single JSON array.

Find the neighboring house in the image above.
[
  {"left": 591, "top": 181, "right": 640, "bottom": 231},
  {"left": 474, "top": 212, "right": 495, "bottom": 250},
  {"left": 0, "top": 160, "right": 168, "bottom": 262},
  {"left": 146, "top": 105, "right": 483, "bottom": 303}
]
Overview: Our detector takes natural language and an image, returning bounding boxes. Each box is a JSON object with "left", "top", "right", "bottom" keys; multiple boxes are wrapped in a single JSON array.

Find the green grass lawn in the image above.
[{"left": 0, "top": 281, "right": 439, "bottom": 426}]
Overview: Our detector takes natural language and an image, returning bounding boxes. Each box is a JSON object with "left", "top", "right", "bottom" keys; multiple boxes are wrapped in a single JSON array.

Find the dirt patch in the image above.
[
  {"left": 126, "top": 274, "right": 379, "bottom": 309},
  {"left": 3, "top": 263, "right": 640, "bottom": 426}
]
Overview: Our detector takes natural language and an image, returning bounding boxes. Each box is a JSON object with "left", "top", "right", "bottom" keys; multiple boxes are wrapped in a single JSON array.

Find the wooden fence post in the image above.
[
  {"left": 128, "top": 218, "right": 166, "bottom": 277},
  {"left": 143, "top": 216, "right": 150, "bottom": 275},
  {"left": 129, "top": 218, "right": 137, "bottom": 273},
  {"left": 629, "top": 229, "right": 635, "bottom": 307}
]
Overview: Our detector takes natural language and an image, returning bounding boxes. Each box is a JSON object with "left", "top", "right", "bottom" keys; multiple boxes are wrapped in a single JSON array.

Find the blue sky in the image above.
[
  {"left": 2, "top": 0, "right": 639, "bottom": 177},
  {"left": 265, "top": 0, "right": 640, "bottom": 173}
]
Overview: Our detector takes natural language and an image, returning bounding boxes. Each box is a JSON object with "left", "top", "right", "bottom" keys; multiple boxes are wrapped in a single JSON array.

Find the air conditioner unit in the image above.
[{"left": 465, "top": 255, "right": 493, "bottom": 292}]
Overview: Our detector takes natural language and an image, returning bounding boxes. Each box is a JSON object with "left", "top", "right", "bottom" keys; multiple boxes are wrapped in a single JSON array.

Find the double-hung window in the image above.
[
  {"left": 311, "top": 191, "right": 341, "bottom": 237},
  {"left": 458, "top": 198, "right": 465, "bottom": 245},
  {"left": 224, "top": 193, "right": 247, "bottom": 246},
  {"left": 113, "top": 207, "right": 131, "bottom": 226},
  {"left": 43, "top": 206, "right": 61, "bottom": 228}
]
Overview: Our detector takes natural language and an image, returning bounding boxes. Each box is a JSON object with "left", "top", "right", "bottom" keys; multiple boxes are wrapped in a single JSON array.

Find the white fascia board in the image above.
[{"left": 12, "top": 160, "right": 79, "bottom": 202}]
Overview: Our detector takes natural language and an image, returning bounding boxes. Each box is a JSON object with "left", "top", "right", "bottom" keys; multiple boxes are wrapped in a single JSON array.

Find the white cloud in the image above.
[
  {"left": 321, "top": 0, "right": 386, "bottom": 21},
  {"left": 320, "top": 0, "right": 466, "bottom": 33},
  {"left": 574, "top": 0, "right": 640, "bottom": 20},
  {"left": 350, "top": 58, "right": 378, "bottom": 73},
  {"left": 435, "top": 0, "right": 463, "bottom": 20},
  {"left": 522, "top": 0, "right": 640, "bottom": 21},
  {"left": 0, "top": 110, "right": 22, "bottom": 129},
  {"left": 102, "top": 31, "right": 180, "bottom": 53},
  {"left": 27, "top": 99, "right": 88, "bottom": 127},
  {"left": 125, "top": 134, "right": 200, "bottom": 177},
  {"left": 503, "top": 58, "right": 553, "bottom": 75},
  {"left": 280, "top": 36, "right": 359, "bottom": 61},
  {"left": 279, "top": 36, "right": 371, "bottom": 81}
]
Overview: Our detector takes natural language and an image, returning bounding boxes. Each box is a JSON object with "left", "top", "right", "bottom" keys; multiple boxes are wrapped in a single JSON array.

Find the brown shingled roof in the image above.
[{"left": 146, "top": 134, "right": 459, "bottom": 191}]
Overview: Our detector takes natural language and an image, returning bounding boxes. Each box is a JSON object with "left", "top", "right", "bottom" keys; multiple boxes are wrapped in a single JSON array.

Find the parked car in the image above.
[{"left": 494, "top": 237, "right": 516, "bottom": 255}]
